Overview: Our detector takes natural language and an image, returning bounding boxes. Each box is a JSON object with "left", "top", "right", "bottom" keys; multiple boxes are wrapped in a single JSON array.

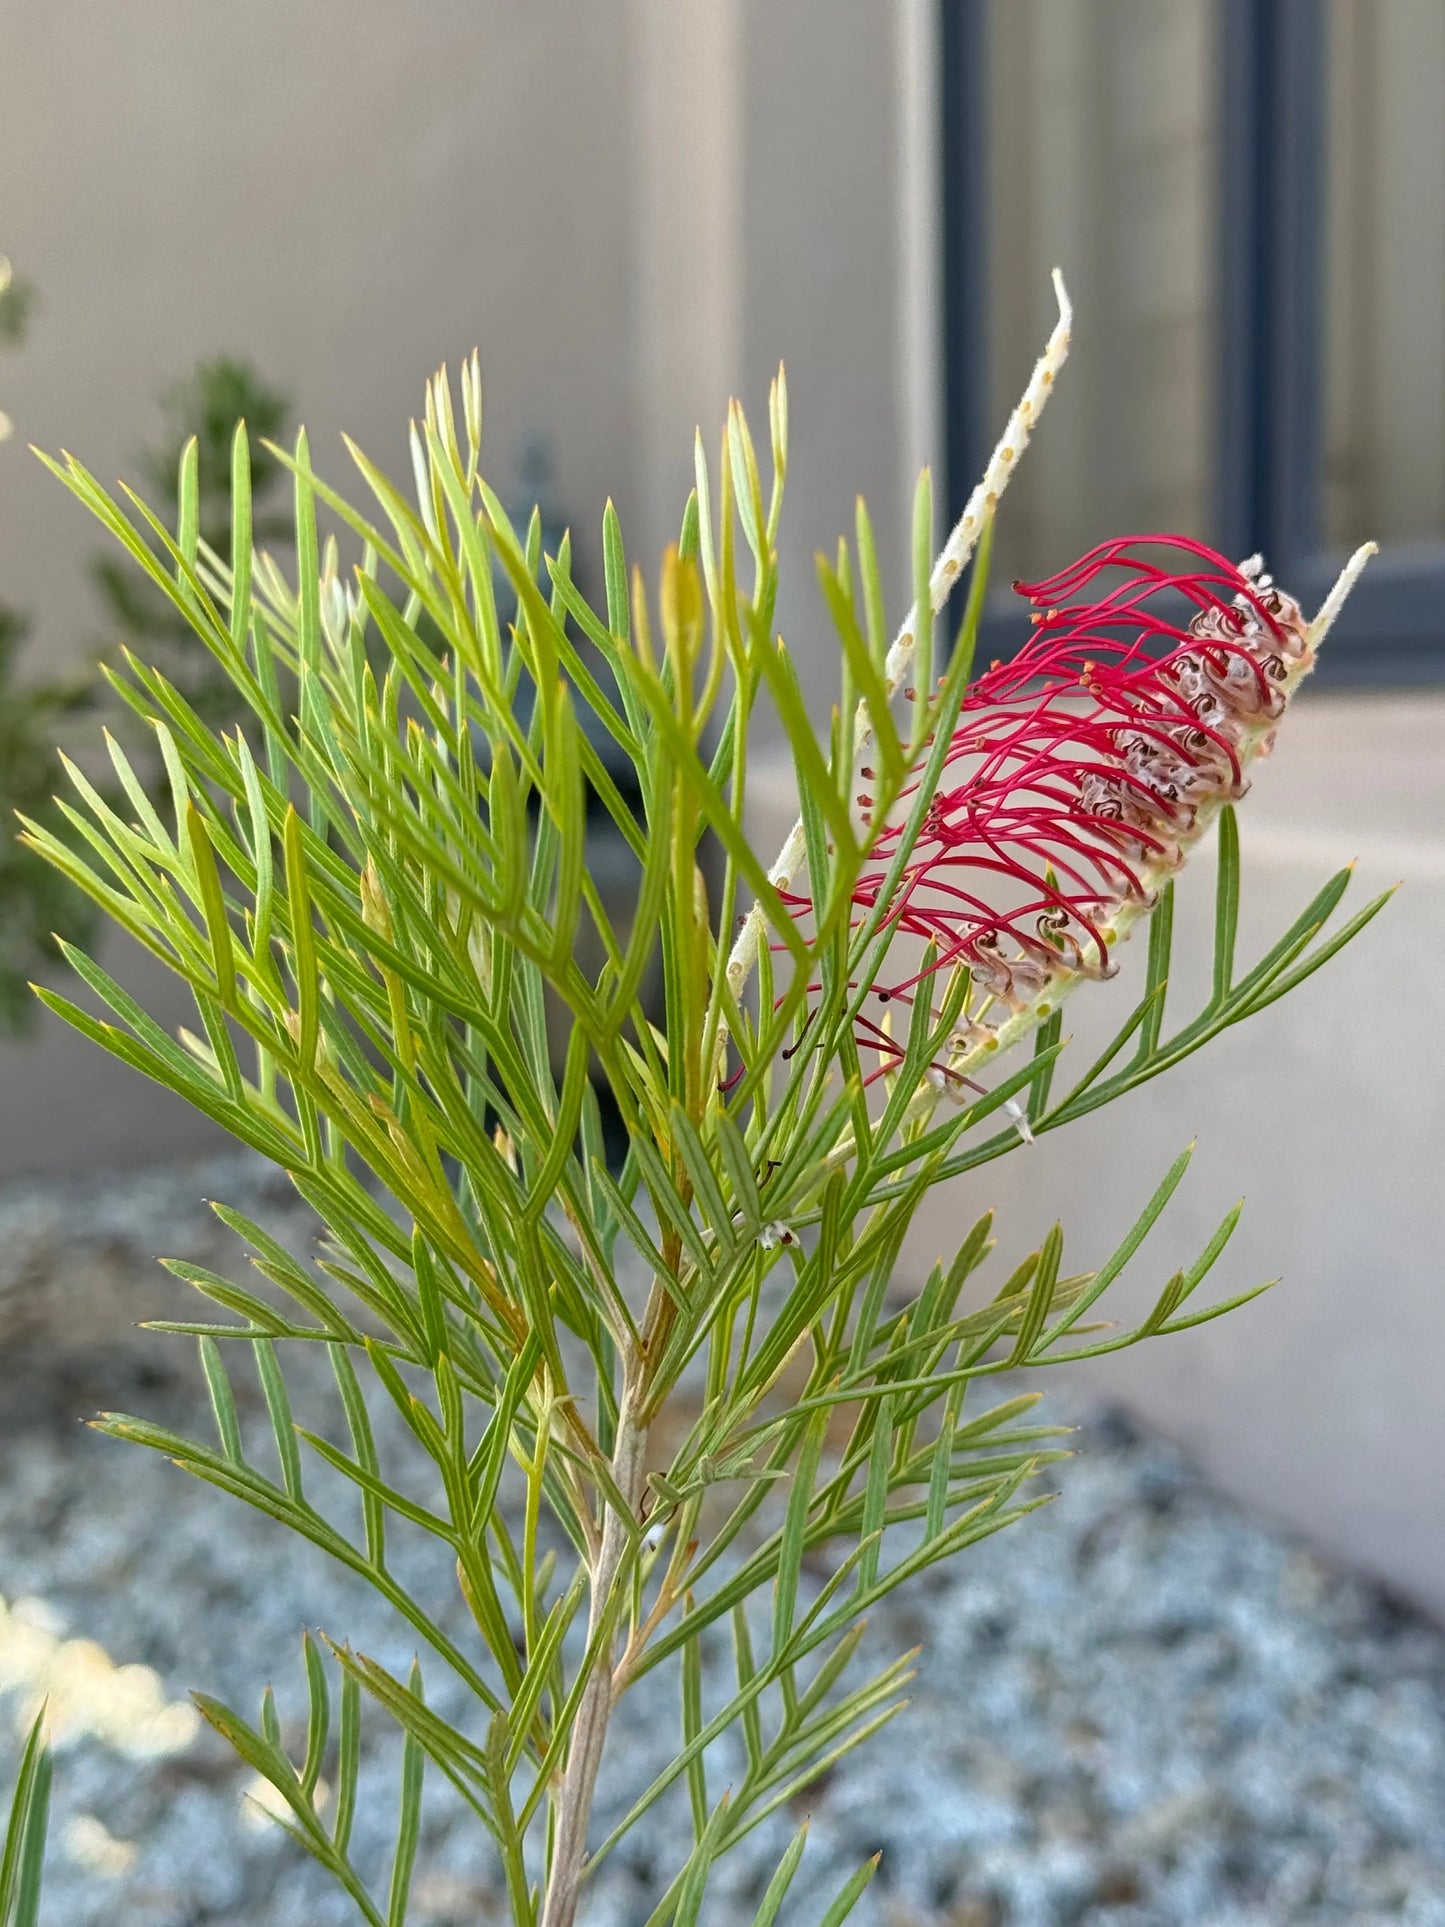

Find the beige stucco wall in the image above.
[
  {"left": 623, "top": 0, "right": 913, "bottom": 708},
  {"left": 1, "top": 1, "right": 639, "bottom": 658},
  {"left": 1, "top": 0, "right": 641, "bottom": 1175},
  {"left": 738, "top": 0, "right": 909, "bottom": 707}
]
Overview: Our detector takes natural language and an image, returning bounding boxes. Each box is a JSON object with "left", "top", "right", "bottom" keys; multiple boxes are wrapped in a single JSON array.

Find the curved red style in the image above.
[{"left": 780, "top": 536, "right": 1311, "bottom": 1084}]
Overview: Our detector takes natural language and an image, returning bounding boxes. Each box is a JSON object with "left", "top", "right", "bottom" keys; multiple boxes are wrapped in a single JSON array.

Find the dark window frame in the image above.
[{"left": 941, "top": 0, "right": 1445, "bottom": 684}]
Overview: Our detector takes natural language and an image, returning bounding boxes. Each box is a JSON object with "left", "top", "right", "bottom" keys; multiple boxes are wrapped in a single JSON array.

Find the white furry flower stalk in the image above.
[{"left": 725, "top": 269, "right": 1075, "bottom": 1004}]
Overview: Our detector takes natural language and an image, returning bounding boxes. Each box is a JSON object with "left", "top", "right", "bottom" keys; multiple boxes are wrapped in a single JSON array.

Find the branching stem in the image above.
[{"left": 540, "top": 1375, "right": 650, "bottom": 1927}]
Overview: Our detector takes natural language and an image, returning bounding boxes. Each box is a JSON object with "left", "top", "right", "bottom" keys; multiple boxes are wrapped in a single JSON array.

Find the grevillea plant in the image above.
[{"left": 21, "top": 280, "right": 1383, "bottom": 1923}]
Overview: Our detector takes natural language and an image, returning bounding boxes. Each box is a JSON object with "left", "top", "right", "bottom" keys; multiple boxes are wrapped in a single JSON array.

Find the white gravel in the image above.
[{"left": 3, "top": 1154, "right": 1445, "bottom": 1926}]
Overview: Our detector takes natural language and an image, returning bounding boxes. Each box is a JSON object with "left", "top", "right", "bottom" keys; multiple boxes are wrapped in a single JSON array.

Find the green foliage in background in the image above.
[
  {"left": 91, "top": 356, "right": 291, "bottom": 732},
  {"left": 0, "top": 261, "right": 290, "bottom": 1032},
  {"left": 19, "top": 346, "right": 1383, "bottom": 1927},
  {"left": 0, "top": 262, "right": 98, "bottom": 1033},
  {"left": 0, "top": 263, "right": 37, "bottom": 350},
  {"left": 0, "top": 607, "right": 97, "bottom": 1032}
]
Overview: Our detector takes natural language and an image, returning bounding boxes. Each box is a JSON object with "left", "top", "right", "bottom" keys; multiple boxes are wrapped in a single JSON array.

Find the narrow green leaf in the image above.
[
  {"left": 818, "top": 1853, "right": 882, "bottom": 1925},
  {"left": 713, "top": 1110, "right": 763, "bottom": 1228},
  {"left": 230, "top": 420, "right": 254, "bottom": 651},
  {"left": 333, "top": 1669, "right": 362, "bottom": 1855},
  {"left": 681, "top": 1597, "right": 708, "bottom": 1841},
  {"left": 292, "top": 428, "right": 322, "bottom": 673},
  {"left": 176, "top": 434, "right": 200, "bottom": 576},
  {"left": 253, "top": 1337, "right": 305, "bottom": 1501},
  {"left": 909, "top": 468, "right": 934, "bottom": 740},
  {"left": 300, "top": 1632, "right": 330, "bottom": 1799},
  {"left": 200, "top": 1337, "right": 244, "bottom": 1463},
  {"left": 282, "top": 805, "right": 319, "bottom": 1071},
  {"left": 602, "top": 499, "right": 629, "bottom": 640},
  {"left": 773, "top": 1411, "right": 828, "bottom": 1650},
  {"left": 0, "top": 1707, "right": 51, "bottom": 1927},
  {"left": 1212, "top": 804, "right": 1240, "bottom": 1006},
  {"left": 750, "top": 1825, "right": 810, "bottom": 1926},
  {"left": 1037, "top": 1145, "right": 1194, "bottom": 1350},
  {"left": 387, "top": 1662, "right": 426, "bottom": 1926},
  {"left": 1011, "top": 1222, "right": 1063, "bottom": 1364},
  {"left": 186, "top": 802, "right": 236, "bottom": 1005}
]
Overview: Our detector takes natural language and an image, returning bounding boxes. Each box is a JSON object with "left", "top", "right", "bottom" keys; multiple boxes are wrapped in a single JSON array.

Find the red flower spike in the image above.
[{"left": 778, "top": 537, "right": 1310, "bottom": 1090}]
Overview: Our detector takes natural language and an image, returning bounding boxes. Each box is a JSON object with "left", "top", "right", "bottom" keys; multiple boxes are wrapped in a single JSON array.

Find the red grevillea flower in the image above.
[{"left": 780, "top": 536, "right": 1312, "bottom": 1089}]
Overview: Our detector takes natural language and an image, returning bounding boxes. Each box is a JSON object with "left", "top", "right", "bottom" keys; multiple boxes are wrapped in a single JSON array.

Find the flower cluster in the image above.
[{"left": 786, "top": 536, "right": 1312, "bottom": 1089}]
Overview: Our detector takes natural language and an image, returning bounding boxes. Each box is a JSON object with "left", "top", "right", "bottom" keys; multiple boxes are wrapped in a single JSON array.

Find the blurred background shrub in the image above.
[{"left": 0, "top": 264, "right": 290, "bottom": 1033}]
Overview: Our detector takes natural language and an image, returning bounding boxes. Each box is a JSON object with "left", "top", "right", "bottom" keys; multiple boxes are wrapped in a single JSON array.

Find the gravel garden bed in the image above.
[{"left": 2, "top": 1156, "right": 1445, "bottom": 1926}]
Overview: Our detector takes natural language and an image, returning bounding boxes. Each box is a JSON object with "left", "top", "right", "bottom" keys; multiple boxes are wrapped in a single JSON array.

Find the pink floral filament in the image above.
[{"left": 778, "top": 536, "right": 1311, "bottom": 1086}]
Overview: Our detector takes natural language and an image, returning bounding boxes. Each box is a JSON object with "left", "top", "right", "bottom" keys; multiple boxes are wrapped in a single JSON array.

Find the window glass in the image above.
[
  {"left": 1324, "top": 0, "right": 1445, "bottom": 550},
  {"left": 982, "top": 0, "right": 1218, "bottom": 584}
]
